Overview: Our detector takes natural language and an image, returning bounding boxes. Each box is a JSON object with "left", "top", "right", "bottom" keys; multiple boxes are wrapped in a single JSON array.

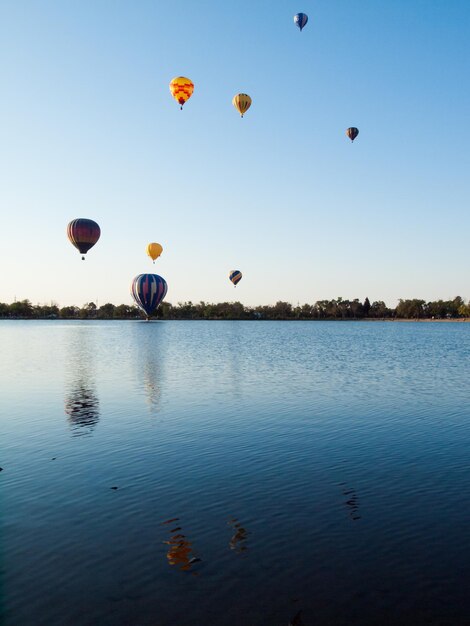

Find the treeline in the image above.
[{"left": 1, "top": 296, "right": 470, "bottom": 320}]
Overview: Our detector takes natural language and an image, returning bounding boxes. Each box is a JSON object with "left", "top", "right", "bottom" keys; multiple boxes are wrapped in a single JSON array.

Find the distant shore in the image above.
[{"left": 2, "top": 297, "right": 470, "bottom": 321}]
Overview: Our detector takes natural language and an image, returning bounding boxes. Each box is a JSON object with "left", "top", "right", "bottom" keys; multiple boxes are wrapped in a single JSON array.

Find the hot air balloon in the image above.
[
  {"left": 169, "top": 77, "right": 194, "bottom": 110},
  {"left": 147, "top": 243, "right": 163, "bottom": 264},
  {"left": 232, "top": 93, "right": 252, "bottom": 118},
  {"left": 131, "top": 274, "right": 168, "bottom": 318},
  {"left": 229, "top": 270, "right": 242, "bottom": 287},
  {"left": 67, "top": 218, "right": 101, "bottom": 260},
  {"left": 294, "top": 13, "right": 308, "bottom": 31},
  {"left": 346, "top": 127, "right": 359, "bottom": 142}
]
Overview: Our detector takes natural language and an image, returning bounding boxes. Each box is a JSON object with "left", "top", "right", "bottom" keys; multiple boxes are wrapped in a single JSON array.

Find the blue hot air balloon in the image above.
[
  {"left": 131, "top": 274, "right": 168, "bottom": 318},
  {"left": 294, "top": 13, "right": 308, "bottom": 32}
]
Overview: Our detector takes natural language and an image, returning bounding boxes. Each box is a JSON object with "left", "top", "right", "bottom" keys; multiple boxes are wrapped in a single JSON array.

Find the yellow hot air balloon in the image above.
[
  {"left": 232, "top": 93, "right": 252, "bottom": 118},
  {"left": 147, "top": 243, "right": 163, "bottom": 264},
  {"left": 169, "top": 77, "right": 194, "bottom": 110}
]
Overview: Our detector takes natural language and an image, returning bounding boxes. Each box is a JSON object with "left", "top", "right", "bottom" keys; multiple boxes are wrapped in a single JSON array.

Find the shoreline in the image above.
[{"left": 2, "top": 317, "right": 470, "bottom": 323}]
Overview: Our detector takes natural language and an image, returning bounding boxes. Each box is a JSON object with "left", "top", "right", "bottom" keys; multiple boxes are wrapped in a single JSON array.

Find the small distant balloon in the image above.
[
  {"left": 169, "top": 77, "right": 194, "bottom": 110},
  {"left": 346, "top": 127, "right": 359, "bottom": 142},
  {"left": 294, "top": 13, "right": 308, "bottom": 32},
  {"left": 232, "top": 93, "right": 252, "bottom": 118},
  {"left": 147, "top": 243, "right": 163, "bottom": 264},
  {"left": 67, "top": 218, "right": 101, "bottom": 260},
  {"left": 131, "top": 274, "right": 168, "bottom": 318},
  {"left": 229, "top": 270, "right": 242, "bottom": 287}
]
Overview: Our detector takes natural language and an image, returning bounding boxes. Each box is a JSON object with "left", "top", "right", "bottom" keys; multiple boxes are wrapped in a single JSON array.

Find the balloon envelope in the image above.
[
  {"left": 67, "top": 219, "right": 101, "bottom": 258},
  {"left": 346, "top": 127, "right": 359, "bottom": 142},
  {"left": 294, "top": 13, "right": 308, "bottom": 31},
  {"left": 169, "top": 77, "right": 194, "bottom": 108},
  {"left": 147, "top": 242, "right": 163, "bottom": 262},
  {"left": 229, "top": 270, "right": 242, "bottom": 286},
  {"left": 232, "top": 93, "right": 252, "bottom": 117},
  {"left": 131, "top": 274, "right": 168, "bottom": 317}
]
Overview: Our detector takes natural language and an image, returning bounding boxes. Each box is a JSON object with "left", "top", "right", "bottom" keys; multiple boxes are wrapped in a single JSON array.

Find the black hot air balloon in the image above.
[{"left": 346, "top": 127, "right": 359, "bottom": 142}]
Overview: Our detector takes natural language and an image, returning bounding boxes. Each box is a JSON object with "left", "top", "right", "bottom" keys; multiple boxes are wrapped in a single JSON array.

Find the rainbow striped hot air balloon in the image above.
[
  {"left": 229, "top": 270, "right": 242, "bottom": 287},
  {"left": 169, "top": 76, "right": 194, "bottom": 110},
  {"left": 67, "top": 218, "right": 101, "bottom": 260},
  {"left": 294, "top": 13, "right": 308, "bottom": 32},
  {"left": 131, "top": 274, "right": 168, "bottom": 318}
]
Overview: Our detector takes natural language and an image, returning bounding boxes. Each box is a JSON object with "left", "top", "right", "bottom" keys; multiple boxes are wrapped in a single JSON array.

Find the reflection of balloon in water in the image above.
[
  {"left": 169, "top": 76, "right": 194, "bottom": 110},
  {"left": 64, "top": 383, "right": 100, "bottom": 436},
  {"left": 294, "top": 13, "right": 308, "bottom": 31},
  {"left": 232, "top": 93, "right": 252, "bottom": 118},
  {"left": 161, "top": 517, "right": 201, "bottom": 573},
  {"left": 229, "top": 270, "right": 242, "bottom": 287},
  {"left": 346, "top": 127, "right": 359, "bottom": 142},
  {"left": 228, "top": 518, "right": 249, "bottom": 553},
  {"left": 131, "top": 274, "right": 168, "bottom": 317},
  {"left": 147, "top": 242, "right": 163, "bottom": 264},
  {"left": 289, "top": 610, "right": 305, "bottom": 626},
  {"left": 67, "top": 219, "right": 101, "bottom": 260}
]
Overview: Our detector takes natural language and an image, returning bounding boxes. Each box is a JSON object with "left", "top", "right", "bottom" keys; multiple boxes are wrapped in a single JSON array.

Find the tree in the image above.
[
  {"left": 97, "top": 303, "right": 115, "bottom": 319},
  {"left": 60, "top": 306, "right": 79, "bottom": 318},
  {"left": 9, "top": 299, "right": 33, "bottom": 318},
  {"left": 350, "top": 299, "right": 363, "bottom": 319},
  {"left": 273, "top": 301, "right": 292, "bottom": 319},
  {"left": 369, "top": 301, "right": 390, "bottom": 318},
  {"left": 396, "top": 299, "right": 425, "bottom": 319}
]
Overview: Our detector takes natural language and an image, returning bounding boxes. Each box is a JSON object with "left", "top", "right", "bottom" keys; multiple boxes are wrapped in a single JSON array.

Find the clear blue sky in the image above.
[{"left": 1, "top": 0, "right": 469, "bottom": 307}]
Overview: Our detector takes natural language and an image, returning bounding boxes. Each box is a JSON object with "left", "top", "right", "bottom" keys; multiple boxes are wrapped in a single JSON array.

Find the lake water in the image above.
[{"left": 1, "top": 320, "right": 470, "bottom": 625}]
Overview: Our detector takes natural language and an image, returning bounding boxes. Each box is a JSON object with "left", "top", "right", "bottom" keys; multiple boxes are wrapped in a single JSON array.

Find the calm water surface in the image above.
[{"left": 1, "top": 320, "right": 470, "bottom": 625}]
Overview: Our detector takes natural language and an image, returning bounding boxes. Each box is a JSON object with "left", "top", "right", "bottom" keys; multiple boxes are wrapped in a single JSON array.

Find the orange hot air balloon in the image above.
[
  {"left": 169, "top": 77, "right": 194, "bottom": 110},
  {"left": 147, "top": 242, "right": 163, "bottom": 264}
]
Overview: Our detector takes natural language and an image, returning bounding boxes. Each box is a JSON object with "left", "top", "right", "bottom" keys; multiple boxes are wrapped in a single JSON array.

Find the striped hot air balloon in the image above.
[
  {"left": 232, "top": 93, "right": 252, "bottom": 118},
  {"left": 131, "top": 274, "right": 168, "bottom": 318},
  {"left": 346, "top": 127, "right": 359, "bottom": 142},
  {"left": 169, "top": 77, "right": 194, "bottom": 110},
  {"left": 294, "top": 13, "right": 308, "bottom": 32},
  {"left": 67, "top": 219, "right": 101, "bottom": 260},
  {"left": 229, "top": 270, "right": 242, "bottom": 287}
]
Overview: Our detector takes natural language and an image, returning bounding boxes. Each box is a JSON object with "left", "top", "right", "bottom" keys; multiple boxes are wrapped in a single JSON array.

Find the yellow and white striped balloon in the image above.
[{"left": 232, "top": 93, "right": 252, "bottom": 118}]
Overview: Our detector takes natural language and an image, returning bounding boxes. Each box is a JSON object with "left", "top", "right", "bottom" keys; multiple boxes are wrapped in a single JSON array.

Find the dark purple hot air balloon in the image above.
[{"left": 67, "top": 219, "right": 101, "bottom": 260}]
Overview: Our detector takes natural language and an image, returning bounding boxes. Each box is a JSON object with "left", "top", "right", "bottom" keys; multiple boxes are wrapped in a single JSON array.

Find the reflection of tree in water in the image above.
[
  {"left": 64, "top": 382, "right": 100, "bottom": 436},
  {"left": 64, "top": 326, "right": 100, "bottom": 437},
  {"left": 227, "top": 517, "right": 249, "bottom": 554},
  {"left": 161, "top": 518, "right": 201, "bottom": 574}
]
